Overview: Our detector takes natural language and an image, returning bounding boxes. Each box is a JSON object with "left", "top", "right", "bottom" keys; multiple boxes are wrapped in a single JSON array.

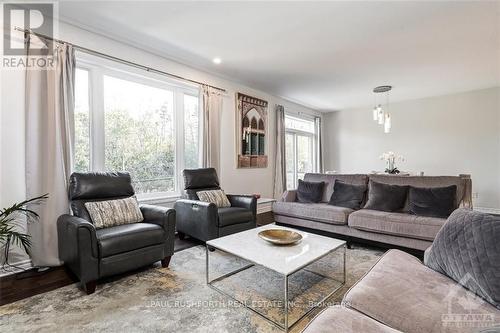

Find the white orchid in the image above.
[{"left": 380, "top": 151, "right": 405, "bottom": 174}]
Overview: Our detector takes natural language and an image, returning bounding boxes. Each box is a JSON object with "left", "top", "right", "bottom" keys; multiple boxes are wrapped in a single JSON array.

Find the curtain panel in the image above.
[
  {"left": 315, "top": 116, "right": 323, "bottom": 173},
  {"left": 25, "top": 38, "right": 75, "bottom": 267},
  {"left": 273, "top": 105, "right": 286, "bottom": 198},
  {"left": 201, "top": 86, "right": 223, "bottom": 172}
]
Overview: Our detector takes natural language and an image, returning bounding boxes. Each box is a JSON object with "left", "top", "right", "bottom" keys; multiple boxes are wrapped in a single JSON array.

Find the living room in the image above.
[{"left": 1, "top": 1, "right": 499, "bottom": 332}]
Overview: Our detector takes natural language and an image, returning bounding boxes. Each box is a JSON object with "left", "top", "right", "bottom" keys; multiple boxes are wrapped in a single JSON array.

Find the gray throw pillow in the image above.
[
  {"left": 196, "top": 189, "right": 231, "bottom": 208},
  {"left": 84, "top": 196, "right": 144, "bottom": 229},
  {"left": 426, "top": 209, "right": 500, "bottom": 309},
  {"left": 408, "top": 185, "right": 457, "bottom": 218},
  {"left": 328, "top": 180, "right": 367, "bottom": 210},
  {"left": 296, "top": 179, "right": 324, "bottom": 203},
  {"left": 364, "top": 180, "right": 408, "bottom": 212}
]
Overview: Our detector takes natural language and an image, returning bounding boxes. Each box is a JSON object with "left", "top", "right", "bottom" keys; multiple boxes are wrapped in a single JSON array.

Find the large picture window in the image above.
[
  {"left": 74, "top": 54, "right": 201, "bottom": 199},
  {"left": 285, "top": 114, "right": 319, "bottom": 189}
]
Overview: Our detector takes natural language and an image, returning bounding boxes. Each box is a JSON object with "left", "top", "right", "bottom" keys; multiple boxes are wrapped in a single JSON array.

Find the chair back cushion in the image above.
[
  {"left": 84, "top": 196, "right": 144, "bottom": 229},
  {"left": 69, "top": 172, "right": 135, "bottom": 222},
  {"left": 183, "top": 168, "right": 221, "bottom": 200},
  {"left": 426, "top": 209, "right": 500, "bottom": 310}
]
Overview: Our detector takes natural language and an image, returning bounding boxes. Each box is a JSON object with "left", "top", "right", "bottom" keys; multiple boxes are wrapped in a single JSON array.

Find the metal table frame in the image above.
[{"left": 206, "top": 244, "right": 346, "bottom": 332}]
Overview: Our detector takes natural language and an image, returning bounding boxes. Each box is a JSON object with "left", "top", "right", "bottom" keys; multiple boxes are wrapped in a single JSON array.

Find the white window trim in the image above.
[
  {"left": 76, "top": 53, "right": 200, "bottom": 200},
  {"left": 285, "top": 113, "right": 319, "bottom": 189}
]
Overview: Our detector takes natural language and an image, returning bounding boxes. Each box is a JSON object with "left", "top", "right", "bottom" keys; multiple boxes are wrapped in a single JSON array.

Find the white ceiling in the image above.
[{"left": 59, "top": 1, "right": 500, "bottom": 111}]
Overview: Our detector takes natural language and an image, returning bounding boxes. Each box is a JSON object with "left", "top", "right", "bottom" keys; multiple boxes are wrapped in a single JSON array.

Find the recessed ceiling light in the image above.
[{"left": 212, "top": 57, "right": 222, "bottom": 64}]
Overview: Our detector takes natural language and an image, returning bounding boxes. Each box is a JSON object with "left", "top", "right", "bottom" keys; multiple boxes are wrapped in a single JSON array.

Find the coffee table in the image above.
[{"left": 206, "top": 225, "right": 346, "bottom": 332}]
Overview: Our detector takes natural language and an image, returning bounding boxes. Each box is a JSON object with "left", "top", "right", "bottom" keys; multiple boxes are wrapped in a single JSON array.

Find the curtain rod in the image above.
[{"left": 15, "top": 27, "right": 226, "bottom": 93}]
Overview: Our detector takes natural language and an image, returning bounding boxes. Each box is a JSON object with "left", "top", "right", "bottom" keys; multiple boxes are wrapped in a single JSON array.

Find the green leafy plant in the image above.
[{"left": 0, "top": 194, "right": 48, "bottom": 266}]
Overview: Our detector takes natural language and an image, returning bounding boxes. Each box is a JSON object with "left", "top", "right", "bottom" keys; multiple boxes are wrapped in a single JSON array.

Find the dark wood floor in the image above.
[{"left": 0, "top": 235, "right": 201, "bottom": 306}]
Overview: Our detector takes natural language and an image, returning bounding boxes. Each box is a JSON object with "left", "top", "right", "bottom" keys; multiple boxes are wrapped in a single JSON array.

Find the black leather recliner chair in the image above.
[
  {"left": 174, "top": 168, "right": 257, "bottom": 242},
  {"left": 57, "top": 172, "right": 175, "bottom": 294}
]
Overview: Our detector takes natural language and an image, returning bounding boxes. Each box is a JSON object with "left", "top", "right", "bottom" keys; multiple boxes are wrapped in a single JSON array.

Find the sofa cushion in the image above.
[
  {"left": 343, "top": 249, "right": 500, "bottom": 333},
  {"left": 426, "top": 209, "right": 500, "bottom": 310},
  {"left": 96, "top": 223, "right": 164, "bottom": 257},
  {"left": 329, "top": 180, "right": 367, "bottom": 210},
  {"left": 348, "top": 209, "right": 446, "bottom": 241},
  {"left": 297, "top": 179, "right": 324, "bottom": 203},
  {"left": 364, "top": 181, "right": 408, "bottom": 212},
  {"left": 303, "top": 306, "right": 401, "bottom": 333},
  {"left": 369, "top": 174, "right": 468, "bottom": 211},
  {"left": 273, "top": 202, "right": 352, "bottom": 225},
  {"left": 305, "top": 173, "right": 368, "bottom": 203},
  {"left": 217, "top": 207, "right": 253, "bottom": 227},
  {"left": 408, "top": 185, "right": 457, "bottom": 218}
]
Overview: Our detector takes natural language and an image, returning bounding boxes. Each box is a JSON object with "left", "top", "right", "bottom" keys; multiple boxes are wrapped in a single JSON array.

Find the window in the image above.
[
  {"left": 285, "top": 114, "right": 319, "bottom": 189},
  {"left": 74, "top": 54, "right": 201, "bottom": 198}
]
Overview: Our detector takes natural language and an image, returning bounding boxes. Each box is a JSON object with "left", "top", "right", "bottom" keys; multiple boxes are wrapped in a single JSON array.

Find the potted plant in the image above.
[
  {"left": 0, "top": 194, "right": 48, "bottom": 269},
  {"left": 380, "top": 152, "right": 405, "bottom": 174}
]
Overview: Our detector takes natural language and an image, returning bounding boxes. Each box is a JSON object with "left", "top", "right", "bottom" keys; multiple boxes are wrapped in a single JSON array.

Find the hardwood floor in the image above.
[{"left": 0, "top": 235, "right": 201, "bottom": 306}]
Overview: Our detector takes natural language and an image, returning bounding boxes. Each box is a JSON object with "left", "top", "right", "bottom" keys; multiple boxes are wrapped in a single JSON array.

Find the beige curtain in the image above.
[
  {"left": 25, "top": 38, "right": 75, "bottom": 267},
  {"left": 273, "top": 105, "right": 286, "bottom": 198},
  {"left": 315, "top": 116, "right": 323, "bottom": 173},
  {"left": 201, "top": 85, "right": 223, "bottom": 172}
]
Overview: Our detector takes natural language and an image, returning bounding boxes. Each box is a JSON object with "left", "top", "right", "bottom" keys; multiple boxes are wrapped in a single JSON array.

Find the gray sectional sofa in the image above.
[
  {"left": 273, "top": 173, "right": 472, "bottom": 252},
  {"left": 302, "top": 248, "right": 500, "bottom": 333}
]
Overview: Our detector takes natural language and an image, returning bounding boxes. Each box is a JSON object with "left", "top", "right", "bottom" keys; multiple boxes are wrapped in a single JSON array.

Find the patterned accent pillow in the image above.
[
  {"left": 84, "top": 196, "right": 144, "bottom": 229},
  {"left": 196, "top": 189, "right": 231, "bottom": 208}
]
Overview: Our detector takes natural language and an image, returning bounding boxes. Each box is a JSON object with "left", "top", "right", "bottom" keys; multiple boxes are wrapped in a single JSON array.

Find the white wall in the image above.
[{"left": 324, "top": 87, "right": 500, "bottom": 209}]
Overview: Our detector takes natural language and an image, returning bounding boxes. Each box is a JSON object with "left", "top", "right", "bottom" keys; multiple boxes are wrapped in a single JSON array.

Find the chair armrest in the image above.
[
  {"left": 140, "top": 204, "right": 176, "bottom": 257},
  {"left": 174, "top": 199, "right": 218, "bottom": 241},
  {"left": 57, "top": 214, "right": 99, "bottom": 283},
  {"left": 226, "top": 194, "right": 257, "bottom": 219},
  {"left": 281, "top": 190, "right": 297, "bottom": 202},
  {"left": 140, "top": 204, "right": 176, "bottom": 235}
]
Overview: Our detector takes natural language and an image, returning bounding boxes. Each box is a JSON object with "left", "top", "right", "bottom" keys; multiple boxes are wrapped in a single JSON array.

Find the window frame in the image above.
[
  {"left": 75, "top": 53, "right": 201, "bottom": 200},
  {"left": 285, "top": 113, "right": 319, "bottom": 189}
]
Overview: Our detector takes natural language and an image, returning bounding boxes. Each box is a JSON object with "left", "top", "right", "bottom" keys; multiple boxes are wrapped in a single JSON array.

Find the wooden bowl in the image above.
[{"left": 258, "top": 229, "right": 302, "bottom": 245}]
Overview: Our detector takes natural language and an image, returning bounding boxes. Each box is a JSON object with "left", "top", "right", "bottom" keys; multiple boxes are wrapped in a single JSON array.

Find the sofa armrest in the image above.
[
  {"left": 281, "top": 190, "right": 297, "bottom": 202},
  {"left": 226, "top": 194, "right": 257, "bottom": 220},
  {"left": 174, "top": 199, "right": 218, "bottom": 241},
  {"left": 140, "top": 204, "right": 176, "bottom": 256},
  {"left": 57, "top": 214, "right": 99, "bottom": 283}
]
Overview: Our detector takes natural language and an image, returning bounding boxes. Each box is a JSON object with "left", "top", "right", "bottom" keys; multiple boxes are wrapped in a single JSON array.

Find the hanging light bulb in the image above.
[
  {"left": 378, "top": 109, "right": 384, "bottom": 125},
  {"left": 384, "top": 114, "right": 391, "bottom": 133},
  {"left": 376, "top": 104, "right": 382, "bottom": 112},
  {"left": 373, "top": 107, "right": 378, "bottom": 121}
]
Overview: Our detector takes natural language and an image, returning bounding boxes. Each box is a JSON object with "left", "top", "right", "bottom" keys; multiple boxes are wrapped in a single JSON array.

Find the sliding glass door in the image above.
[{"left": 285, "top": 114, "right": 317, "bottom": 189}]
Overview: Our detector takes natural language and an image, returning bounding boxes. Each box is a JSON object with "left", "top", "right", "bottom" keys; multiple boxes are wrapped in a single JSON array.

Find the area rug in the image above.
[{"left": 0, "top": 244, "right": 384, "bottom": 332}]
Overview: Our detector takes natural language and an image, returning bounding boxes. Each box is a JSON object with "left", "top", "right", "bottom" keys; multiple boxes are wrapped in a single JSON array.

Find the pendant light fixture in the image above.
[{"left": 372, "top": 85, "right": 392, "bottom": 133}]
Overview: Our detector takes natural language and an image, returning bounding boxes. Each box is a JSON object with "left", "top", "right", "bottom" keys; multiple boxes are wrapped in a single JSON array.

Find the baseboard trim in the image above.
[
  {"left": 474, "top": 207, "right": 500, "bottom": 215},
  {"left": 0, "top": 259, "right": 33, "bottom": 277}
]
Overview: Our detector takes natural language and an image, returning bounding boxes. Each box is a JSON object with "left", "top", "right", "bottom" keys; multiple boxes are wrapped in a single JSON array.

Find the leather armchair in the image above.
[
  {"left": 174, "top": 168, "right": 257, "bottom": 242},
  {"left": 57, "top": 172, "right": 175, "bottom": 294}
]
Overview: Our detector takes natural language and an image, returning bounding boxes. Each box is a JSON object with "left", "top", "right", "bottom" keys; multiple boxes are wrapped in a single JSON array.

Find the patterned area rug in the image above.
[{"left": 0, "top": 244, "right": 384, "bottom": 333}]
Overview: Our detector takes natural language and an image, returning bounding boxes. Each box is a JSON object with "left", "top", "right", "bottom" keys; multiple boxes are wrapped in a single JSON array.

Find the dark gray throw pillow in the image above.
[
  {"left": 364, "top": 180, "right": 408, "bottom": 212},
  {"left": 296, "top": 179, "right": 324, "bottom": 203},
  {"left": 408, "top": 185, "right": 457, "bottom": 218},
  {"left": 426, "top": 209, "right": 500, "bottom": 309},
  {"left": 328, "top": 180, "right": 367, "bottom": 210}
]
